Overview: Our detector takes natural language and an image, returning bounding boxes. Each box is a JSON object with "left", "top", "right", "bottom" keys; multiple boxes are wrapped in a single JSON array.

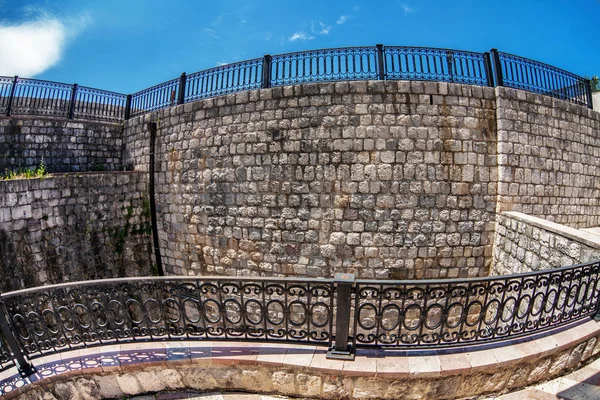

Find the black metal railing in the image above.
[
  {"left": 383, "top": 47, "right": 492, "bottom": 86},
  {"left": 0, "top": 45, "right": 595, "bottom": 123},
  {"left": 492, "top": 50, "right": 592, "bottom": 107},
  {"left": 269, "top": 46, "right": 379, "bottom": 85},
  {"left": 184, "top": 58, "right": 263, "bottom": 102},
  {"left": 0, "top": 259, "right": 599, "bottom": 376}
]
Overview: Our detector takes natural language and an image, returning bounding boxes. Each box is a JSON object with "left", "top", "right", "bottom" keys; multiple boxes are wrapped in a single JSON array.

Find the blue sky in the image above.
[{"left": 0, "top": 0, "right": 598, "bottom": 94}]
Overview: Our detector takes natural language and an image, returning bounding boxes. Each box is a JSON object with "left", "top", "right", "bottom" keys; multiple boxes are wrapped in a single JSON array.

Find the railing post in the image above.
[
  {"left": 68, "top": 83, "right": 78, "bottom": 119},
  {"left": 446, "top": 50, "right": 454, "bottom": 82},
  {"left": 177, "top": 72, "right": 187, "bottom": 105},
  {"left": 0, "top": 301, "right": 35, "bottom": 377},
  {"left": 586, "top": 79, "right": 594, "bottom": 110},
  {"left": 490, "top": 49, "right": 504, "bottom": 87},
  {"left": 376, "top": 44, "right": 385, "bottom": 80},
  {"left": 483, "top": 52, "right": 494, "bottom": 87},
  {"left": 327, "top": 273, "right": 355, "bottom": 360},
  {"left": 261, "top": 54, "right": 271, "bottom": 89},
  {"left": 5, "top": 76, "right": 18, "bottom": 117},
  {"left": 124, "top": 94, "right": 132, "bottom": 120}
]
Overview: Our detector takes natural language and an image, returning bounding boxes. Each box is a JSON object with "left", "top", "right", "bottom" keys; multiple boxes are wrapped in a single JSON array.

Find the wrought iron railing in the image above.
[
  {"left": 0, "top": 259, "right": 599, "bottom": 376},
  {"left": 130, "top": 77, "right": 180, "bottom": 118},
  {"left": 384, "top": 47, "right": 492, "bottom": 86},
  {"left": 185, "top": 58, "right": 263, "bottom": 102},
  {"left": 0, "top": 45, "right": 595, "bottom": 122},
  {"left": 270, "top": 46, "right": 379, "bottom": 85},
  {"left": 493, "top": 50, "right": 592, "bottom": 107}
]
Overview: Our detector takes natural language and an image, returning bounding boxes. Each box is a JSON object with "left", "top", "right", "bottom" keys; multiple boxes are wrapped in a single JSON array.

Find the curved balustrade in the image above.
[
  {"left": 0, "top": 259, "right": 599, "bottom": 376},
  {"left": 0, "top": 44, "right": 594, "bottom": 123}
]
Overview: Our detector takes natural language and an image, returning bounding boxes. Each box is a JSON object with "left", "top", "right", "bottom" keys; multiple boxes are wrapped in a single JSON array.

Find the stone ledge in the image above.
[
  {"left": 502, "top": 211, "right": 600, "bottom": 250},
  {"left": 3, "top": 318, "right": 600, "bottom": 399}
]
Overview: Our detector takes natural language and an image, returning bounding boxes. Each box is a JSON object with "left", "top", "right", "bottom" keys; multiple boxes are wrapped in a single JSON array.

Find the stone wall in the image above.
[
  {"left": 124, "top": 81, "right": 499, "bottom": 279},
  {"left": 495, "top": 87, "right": 600, "bottom": 228},
  {"left": 0, "top": 172, "right": 153, "bottom": 291},
  {"left": 492, "top": 211, "right": 600, "bottom": 275},
  {"left": 0, "top": 116, "right": 124, "bottom": 173}
]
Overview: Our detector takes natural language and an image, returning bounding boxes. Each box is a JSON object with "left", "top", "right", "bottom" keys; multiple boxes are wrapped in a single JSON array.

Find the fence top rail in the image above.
[
  {"left": 498, "top": 50, "right": 588, "bottom": 82},
  {"left": 11, "top": 76, "right": 73, "bottom": 87},
  {"left": 76, "top": 85, "right": 128, "bottom": 97},
  {"left": 271, "top": 45, "right": 378, "bottom": 57},
  {"left": 384, "top": 45, "right": 486, "bottom": 56},
  {"left": 131, "top": 76, "right": 179, "bottom": 97},
  {"left": 3, "top": 257, "right": 598, "bottom": 298},
  {"left": 0, "top": 275, "right": 335, "bottom": 298}
]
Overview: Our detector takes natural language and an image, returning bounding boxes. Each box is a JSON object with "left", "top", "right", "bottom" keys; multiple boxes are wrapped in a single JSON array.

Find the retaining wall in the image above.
[
  {"left": 492, "top": 211, "right": 600, "bottom": 275},
  {"left": 0, "top": 172, "right": 153, "bottom": 291},
  {"left": 0, "top": 117, "right": 124, "bottom": 173},
  {"left": 495, "top": 87, "right": 600, "bottom": 228},
  {"left": 124, "top": 81, "right": 499, "bottom": 279}
]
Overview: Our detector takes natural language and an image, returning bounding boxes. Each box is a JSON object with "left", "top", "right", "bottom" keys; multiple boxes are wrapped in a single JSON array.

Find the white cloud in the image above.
[
  {"left": 204, "top": 28, "right": 222, "bottom": 40},
  {"left": 317, "top": 21, "right": 331, "bottom": 35},
  {"left": 401, "top": 4, "right": 415, "bottom": 14},
  {"left": 0, "top": 15, "right": 89, "bottom": 77},
  {"left": 289, "top": 31, "right": 314, "bottom": 42},
  {"left": 336, "top": 15, "right": 348, "bottom": 25}
]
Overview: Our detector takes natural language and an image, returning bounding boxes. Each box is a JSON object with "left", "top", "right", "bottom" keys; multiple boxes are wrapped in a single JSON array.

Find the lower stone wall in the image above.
[
  {"left": 10, "top": 318, "right": 600, "bottom": 400},
  {"left": 492, "top": 211, "right": 600, "bottom": 276},
  {"left": 0, "top": 116, "right": 124, "bottom": 173},
  {"left": 0, "top": 172, "right": 153, "bottom": 291}
]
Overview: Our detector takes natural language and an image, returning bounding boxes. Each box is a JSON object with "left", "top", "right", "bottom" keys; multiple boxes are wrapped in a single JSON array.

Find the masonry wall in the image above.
[
  {"left": 0, "top": 116, "right": 124, "bottom": 173},
  {"left": 0, "top": 172, "right": 153, "bottom": 291},
  {"left": 492, "top": 211, "right": 600, "bottom": 276},
  {"left": 124, "top": 81, "right": 499, "bottom": 279},
  {"left": 495, "top": 88, "right": 600, "bottom": 228}
]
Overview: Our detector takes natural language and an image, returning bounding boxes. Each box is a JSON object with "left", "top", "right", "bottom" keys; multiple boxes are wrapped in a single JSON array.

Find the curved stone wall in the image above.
[{"left": 124, "top": 81, "right": 499, "bottom": 279}]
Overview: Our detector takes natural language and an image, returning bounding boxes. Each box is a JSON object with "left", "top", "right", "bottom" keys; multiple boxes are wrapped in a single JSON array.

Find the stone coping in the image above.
[
  {"left": 503, "top": 211, "right": 600, "bottom": 250},
  {"left": 2, "top": 318, "right": 600, "bottom": 399}
]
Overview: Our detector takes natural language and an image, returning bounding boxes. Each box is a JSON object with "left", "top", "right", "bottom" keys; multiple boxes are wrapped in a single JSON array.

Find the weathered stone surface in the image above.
[
  {"left": 0, "top": 173, "right": 153, "bottom": 291},
  {"left": 124, "top": 81, "right": 499, "bottom": 279},
  {"left": 0, "top": 117, "right": 123, "bottom": 173}
]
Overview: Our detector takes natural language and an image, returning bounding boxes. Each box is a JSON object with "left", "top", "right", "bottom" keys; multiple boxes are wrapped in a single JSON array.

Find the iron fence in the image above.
[
  {"left": 185, "top": 58, "right": 263, "bottom": 102},
  {"left": 0, "top": 259, "right": 599, "bottom": 376},
  {"left": 383, "top": 47, "right": 492, "bottom": 86},
  {"left": 0, "top": 45, "right": 595, "bottom": 122},
  {"left": 129, "top": 77, "right": 180, "bottom": 118},
  {"left": 493, "top": 50, "right": 592, "bottom": 107},
  {"left": 269, "top": 46, "right": 379, "bottom": 86}
]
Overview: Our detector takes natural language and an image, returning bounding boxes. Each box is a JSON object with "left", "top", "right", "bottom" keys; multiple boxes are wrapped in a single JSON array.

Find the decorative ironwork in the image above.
[
  {"left": 497, "top": 51, "right": 591, "bottom": 107},
  {"left": 270, "top": 47, "right": 378, "bottom": 86},
  {"left": 383, "top": 46, "right": 489, "bottom": 86},
  {"left": 73, "top": 86, "right": 128, "bottom": 122},
  {"left": 0, "top": 334, "right": 14, "bottom": 372},
  {"left": 352, "top": 260, "right": 600, "bottom": 348},
  {"left": 0, "top": 46, "right": 594, "bottom": 120},
  {"left": 0, "top": 260, "right": 598, "bottom": 374},
  {"left": 185, "top": 58, "right": 262, "bottom": 102},
  {"left": 1, "top": 277, "right": 334, "bottom": 359},
  {"left": 0, "top": 76, "right": 14, "bottom": 115},
  {"left": 130, "top": 78, "right": 179, "bottom": 118},
  {"left": 9, "top": 77, "right": 72, "bottom": 118}
]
